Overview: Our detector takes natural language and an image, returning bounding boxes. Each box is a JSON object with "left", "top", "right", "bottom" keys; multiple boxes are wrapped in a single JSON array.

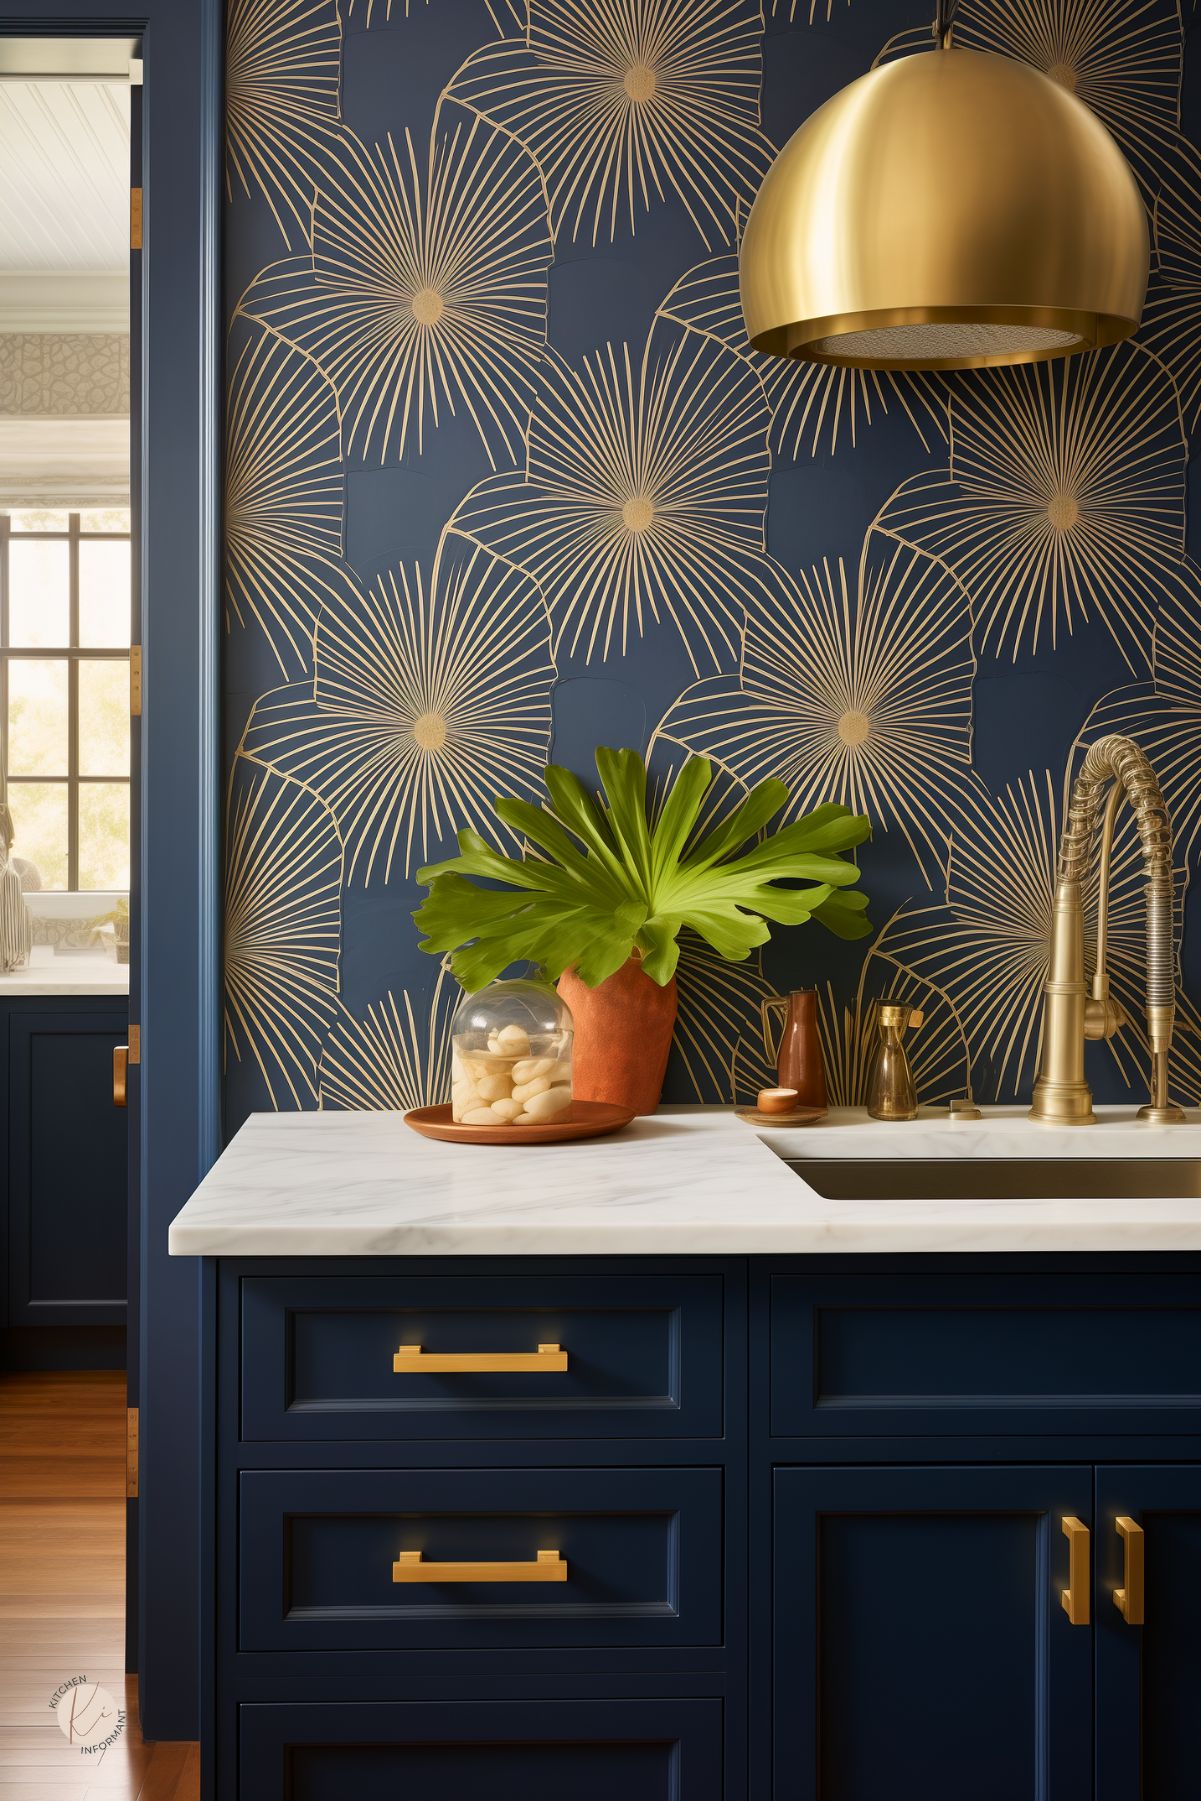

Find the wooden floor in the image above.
[{"left": 0, "top": 1372, "right": 199, "bottom": 1800}]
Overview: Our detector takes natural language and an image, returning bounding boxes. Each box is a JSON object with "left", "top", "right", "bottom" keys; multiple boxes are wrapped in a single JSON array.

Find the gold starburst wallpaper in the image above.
[{"left": 223, "top": 0, "right": 1201, "bottom": 1130}]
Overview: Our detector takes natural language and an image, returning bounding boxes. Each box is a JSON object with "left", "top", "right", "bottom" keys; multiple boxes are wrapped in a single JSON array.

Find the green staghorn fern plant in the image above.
[{"left": 413, "top": 749, "right": 871, "bottom": 991}]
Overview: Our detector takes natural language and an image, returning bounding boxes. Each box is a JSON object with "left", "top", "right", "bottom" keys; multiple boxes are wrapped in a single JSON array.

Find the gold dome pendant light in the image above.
[{"left": 739, "top": 0, "right": 1149, "bottom": 370}]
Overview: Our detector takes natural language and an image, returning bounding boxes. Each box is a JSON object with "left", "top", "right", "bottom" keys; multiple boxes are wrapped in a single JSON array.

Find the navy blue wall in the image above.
[{"left": 224, "top": 0, "right": 1201, "bottom": 1125}]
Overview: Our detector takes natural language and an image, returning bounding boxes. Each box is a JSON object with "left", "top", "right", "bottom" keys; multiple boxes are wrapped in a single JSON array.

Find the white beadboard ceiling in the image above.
[{"left": 0, "top": 81, "right": 130, "bottom": 274}]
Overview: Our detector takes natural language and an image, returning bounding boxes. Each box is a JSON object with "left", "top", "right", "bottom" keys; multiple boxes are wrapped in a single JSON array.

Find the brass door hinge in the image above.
[
  {"left": 126, "top": 1408, "right": 139, "bottom": 1498},
  {"left": 130, "top": 187, "right": 142, "bottom": 251},
  {"left": 130, "top": 645, "right": 142, "bottom": 717},
  {"left": 129, "top": 1023, "right": 141, "bottom": 1065}
]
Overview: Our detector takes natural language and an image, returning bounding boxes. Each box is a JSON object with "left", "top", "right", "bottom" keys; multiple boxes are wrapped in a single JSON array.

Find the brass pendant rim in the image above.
[
  {"left": 739, "top": 45, "right": 1149, "bottom": 374},
  {"left": 748, "top": 303, "right": 1137, "bottom": 372}
]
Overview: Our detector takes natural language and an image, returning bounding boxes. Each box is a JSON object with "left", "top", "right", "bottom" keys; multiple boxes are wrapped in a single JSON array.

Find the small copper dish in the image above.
[
  {"left": 404, "top": 1100, "right": 635, "bottom": 1145},
  {"left": 734, "top": 1106, "right": 827, "bottom": 1128}
]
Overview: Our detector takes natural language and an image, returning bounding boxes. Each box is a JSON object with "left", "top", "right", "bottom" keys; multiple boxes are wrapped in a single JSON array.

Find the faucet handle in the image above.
[{"left": 1084, "top": 994, "right": 1129, "bottom": 1041}]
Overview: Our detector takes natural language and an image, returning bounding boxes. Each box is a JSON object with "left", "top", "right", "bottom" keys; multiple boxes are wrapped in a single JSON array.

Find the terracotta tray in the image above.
[
  {"left": 734, "top": 1106, "right": 827, "bottom": 1128},
  {"left": 403, "top": 1100, "right": 635, "bottom": 1146}
]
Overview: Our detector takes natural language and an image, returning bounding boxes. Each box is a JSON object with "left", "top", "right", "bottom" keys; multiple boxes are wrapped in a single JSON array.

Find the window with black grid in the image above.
[{"left": 0, "top": 508, "right": 131, "bottom": 892}]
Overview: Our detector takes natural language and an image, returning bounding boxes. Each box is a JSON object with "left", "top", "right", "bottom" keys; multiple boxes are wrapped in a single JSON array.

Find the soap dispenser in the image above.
[{"left": 867, "top": 1000, "right": 924, "bottom": 1121}]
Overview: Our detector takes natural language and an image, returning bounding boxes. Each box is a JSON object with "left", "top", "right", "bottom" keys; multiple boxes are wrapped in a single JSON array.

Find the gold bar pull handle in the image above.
[
  {"left": 113, "top": 1044, "right": 129, "bottom": 1109},
  {"left": 393, "top": 1549, "right": 567, "bottom": 1584},
  {"left": 393, "top": 1343, "right": 568, "bottom": 1374},
  {"left": 1114, "top": 1516, "right": 1144, "bottom": 1625},
  {"left": 1061, "top": 1516, "right": 1091, "bottom": 1625}
]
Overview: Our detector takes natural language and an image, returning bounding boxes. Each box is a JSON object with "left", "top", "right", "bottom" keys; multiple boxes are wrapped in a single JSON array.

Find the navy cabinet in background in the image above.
[{"left": 1, "top": 994, "right": 128, "bottom": 1364}]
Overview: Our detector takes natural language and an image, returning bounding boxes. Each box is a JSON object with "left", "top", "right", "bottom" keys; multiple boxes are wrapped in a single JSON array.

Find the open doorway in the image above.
[{"left": 0, "top": 33, "right": 189, "bottom": 1800}]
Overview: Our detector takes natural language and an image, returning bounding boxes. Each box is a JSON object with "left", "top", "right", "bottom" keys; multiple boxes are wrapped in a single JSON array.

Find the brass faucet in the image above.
[{"left": 1030, "top": 734, "right": 1184, "bottom": 1126}]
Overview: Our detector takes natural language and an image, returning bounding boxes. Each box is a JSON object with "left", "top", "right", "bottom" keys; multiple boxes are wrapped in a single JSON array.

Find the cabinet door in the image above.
[
  {"left": 7, "top": 1007, "right": 128, "bottom": 1326},
  {"left": 1096, "top": 1466, "right": 1201, "bottom": 1801},
  {"left": 238, "top": 1699, "right": 722, "bottom": 1801},
  {"left": 773, "top": 1467, "right": 1093, "bottom": 1801}
]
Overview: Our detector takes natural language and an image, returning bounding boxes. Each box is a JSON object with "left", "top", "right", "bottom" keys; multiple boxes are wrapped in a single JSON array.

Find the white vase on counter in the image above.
[{"left": 0, "top": 847, "right": 33, "bottom": 972}]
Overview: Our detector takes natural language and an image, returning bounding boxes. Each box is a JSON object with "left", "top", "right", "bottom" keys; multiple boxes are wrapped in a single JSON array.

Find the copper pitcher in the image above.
[{"left": 761, "top": 989, "right": 827, "bottom": 1111}]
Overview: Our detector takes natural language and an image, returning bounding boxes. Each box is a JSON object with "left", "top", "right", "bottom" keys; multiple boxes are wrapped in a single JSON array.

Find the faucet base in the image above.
[
  {"left": 1136, "top": 1101, "right": 1187, "bottom": 1124},
  {"left": 1029, "top": 1077, "right": 1096, "bottom": 1124}
]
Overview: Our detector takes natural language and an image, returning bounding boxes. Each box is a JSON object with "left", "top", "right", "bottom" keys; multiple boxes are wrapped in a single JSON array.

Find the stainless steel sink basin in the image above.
[{"left": 785, "top": 1159, "right": 1201, "bottom": 1201}]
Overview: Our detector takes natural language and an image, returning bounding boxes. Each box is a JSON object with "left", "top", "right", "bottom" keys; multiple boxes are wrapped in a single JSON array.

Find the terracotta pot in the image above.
[{"left": 557, "top": 956, "right": 678, "bottom": 1115}]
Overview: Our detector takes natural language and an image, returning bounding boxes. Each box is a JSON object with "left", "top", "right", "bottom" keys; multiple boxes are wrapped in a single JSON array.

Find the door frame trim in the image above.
[{"left": 0, "top": 1, "right": 222, "bottom": 1742}]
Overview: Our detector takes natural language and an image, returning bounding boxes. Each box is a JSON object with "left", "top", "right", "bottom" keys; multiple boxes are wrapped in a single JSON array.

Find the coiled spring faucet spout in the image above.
[{"left": 1030, "top": 734, "right": 1184, "bottom": 1126}]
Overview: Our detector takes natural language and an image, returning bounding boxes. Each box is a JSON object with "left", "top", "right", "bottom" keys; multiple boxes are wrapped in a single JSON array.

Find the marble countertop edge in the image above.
[
  {"left": 166, "top": 1104, "right": 1201, "bottom": 1258},
  {"left": 167, "top": 1218, "right": 1201, "bottom": 1257}
]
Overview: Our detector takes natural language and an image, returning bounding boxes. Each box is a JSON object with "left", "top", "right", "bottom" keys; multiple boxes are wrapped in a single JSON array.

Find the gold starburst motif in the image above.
[
  {"left": 1074, "top": 559, "right": 1201, "bottom": 861},
  {"left": 224, "top": 758, "right": 343, "bottom": 1109},
  {"left": 451, "top": 325, "right": 782, "bottom": 674},
  {"left": 319, "top": 966, "right": 456, "bottom": 1111},
  {"left": 877, "top": 342, "right": 1187, "bottom": 673},
  {"left": 226, "top": 0, "right": 345, "bottom": 247},
  {"left": 875, "top": 0, "right": 1183, "bottom": 200},
  {"left": 770, "top": 0, "right": 851, "bottom": 23},
  {"left": 447, "top": 0, "right": 773, "bottom": 247},
  {"left": 236, "top": 109, "right": 552, "bottom": 467},
  {"left": 1141, "top": 139, "right": 1201, "bottom": 432},
  {"left": 656, "top": 252, "right": 949, "bottom": 460},
  {"left": 881, "top": 769, "right": 1187, "bottom": 1100},
  {"left": 652, "top": 528, "right": 976, "bottom": 887},
  {"left": 346, "top": 0, "right": 523, "bottom": 25},
  {"left": 225, "top": 327, "right": 359, "bottom": 678},
  {"left": 672, "top": 931, "right": 776, "bottom": 1104},
  {"left": 1164, "top": 984, "right": 1201, "bottom": 1106},
  {"left": 240, "top": 531, "right": 555, "bottom": 883},
  {"left": 814, "top": 934, "right": 970, "bottom": 1109}
]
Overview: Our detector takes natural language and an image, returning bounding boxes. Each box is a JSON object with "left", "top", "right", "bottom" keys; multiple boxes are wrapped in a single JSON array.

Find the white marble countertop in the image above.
[
  {"left": 168, "top": 1104, "right": 1201, "bottom": 1257},
  {"left": 0, "top": 947, "right": 129, "bottom": 996}
]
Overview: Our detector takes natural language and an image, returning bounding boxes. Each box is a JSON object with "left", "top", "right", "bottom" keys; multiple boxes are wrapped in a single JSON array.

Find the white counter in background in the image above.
[
  {"left": 0, "top": 946, "right": 129, "bottom": 996},
  {"left": 168, "top": 1104, "right": 1201, "bottom": 1258}
]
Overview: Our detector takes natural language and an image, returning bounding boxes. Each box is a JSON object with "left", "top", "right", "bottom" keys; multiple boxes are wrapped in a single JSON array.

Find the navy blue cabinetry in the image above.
[
  {"left": 768, "top": 1270, "right": 1201, "bottom": 1440},
  {"left": 202, "top": 1255, "right": 1201, "bottom": 1800},
  {"left": 772, "top": 1465, "right": 1094, "bottom": 1801},
  {"left": 239, "top": 1465, "right": 722, "bottom": 1653},
  {"left": 238, "top": 1699, "right": 724, "bottom": 1801},
  {"left": 1096, "top": 1465, "right": 1201, "bottom": 1801},
  {"left": 241, "top": 1271, "right": 725, "bottom": 1440},
  {"left": 1, "top": 995, "right": 128, "bottom": 1359}
]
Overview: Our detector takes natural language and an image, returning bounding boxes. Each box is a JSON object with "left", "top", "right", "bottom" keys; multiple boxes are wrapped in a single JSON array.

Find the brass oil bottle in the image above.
[{"left": 867, "top": 1001, "right": 923, "bottom": 1121}]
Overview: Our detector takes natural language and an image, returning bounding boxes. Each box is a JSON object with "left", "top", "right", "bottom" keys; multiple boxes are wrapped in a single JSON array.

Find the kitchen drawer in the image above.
[
  {"left": 240, "top": 1274, "right": 724, "bottom": 1441},
  {"left": 770, "top": 1272, "right": 1201, "bottom": 1438},
  {"left": 238, "top": 1466, "right": 722, "bottom": 1652},
  {"left": 238, "top": 1699, "right": 723, "bottom": 1801}
]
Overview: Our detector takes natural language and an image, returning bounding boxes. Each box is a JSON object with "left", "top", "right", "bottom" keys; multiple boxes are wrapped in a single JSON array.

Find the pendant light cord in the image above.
[{"left": 932, "top": 0, "right": 959, "bottom": 45}]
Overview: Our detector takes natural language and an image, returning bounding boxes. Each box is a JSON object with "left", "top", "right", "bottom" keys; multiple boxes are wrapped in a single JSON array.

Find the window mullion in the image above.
[
  {"left": 1, "top": 514, "right": 131, "bottom": 891},
  {"left": 68, "top": 512, "right": 80, "bottom": 889}
]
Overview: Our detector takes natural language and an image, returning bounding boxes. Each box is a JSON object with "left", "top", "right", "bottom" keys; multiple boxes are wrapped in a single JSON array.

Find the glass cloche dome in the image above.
[{"left": 450, "top": 978, "right": 573, "bottom": 1127}]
